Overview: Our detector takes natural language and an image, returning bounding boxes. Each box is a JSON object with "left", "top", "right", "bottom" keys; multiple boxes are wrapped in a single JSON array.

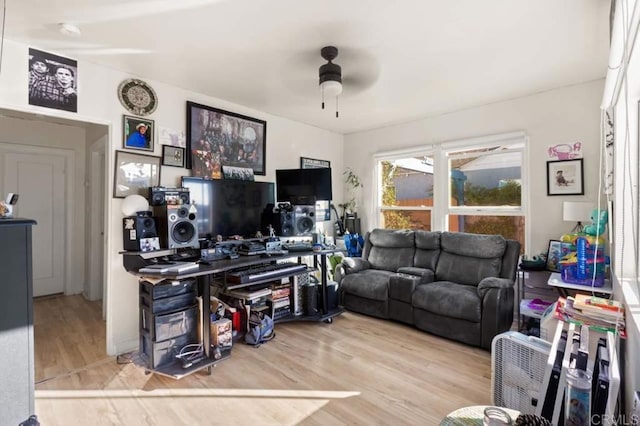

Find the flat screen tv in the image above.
[
  {"left": 276, "top": 168, "right": 332, "bottom": 203},
  {"left": 181, "top": 177, "right": 275, "bottom": 239}
]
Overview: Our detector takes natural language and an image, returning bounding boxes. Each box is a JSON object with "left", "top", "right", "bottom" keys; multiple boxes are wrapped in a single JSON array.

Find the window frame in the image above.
[{"left": 373, "top": 131, "right": 529, "bottom": 252}]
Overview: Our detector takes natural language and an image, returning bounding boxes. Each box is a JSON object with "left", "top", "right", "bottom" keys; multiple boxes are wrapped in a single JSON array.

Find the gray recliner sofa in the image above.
[{"left": 334, "top": 228, "right": 520, "bottom": 349}]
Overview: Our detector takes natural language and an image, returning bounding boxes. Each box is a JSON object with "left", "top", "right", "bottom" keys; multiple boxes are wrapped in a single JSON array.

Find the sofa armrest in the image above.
[
  {"left": 342, "top": 257, "right": 371, "bottom": 274},
  {"left": 477, "top": 277, "right": 514, "bottom": 298},
  {"left": 397, "top": 267, "right": 435, "bottom": 284},
  {"left": 480, "top": 286, "right": 514, "bottom": 349}
]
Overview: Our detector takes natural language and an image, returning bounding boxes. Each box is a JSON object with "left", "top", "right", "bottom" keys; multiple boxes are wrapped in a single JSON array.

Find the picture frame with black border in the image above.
[
  {"left": 546, "top": 158, "right": 584, "bottom": 196},
  {"left": 300, "top": 157, "right": 330, "bottom": 169},
  {"left": 186, "top": 101, "right": 266, "bottom": 177},
  {"left": 546, "top": 239, "right": 563, "bottom": 272},
  {"left": 162, "top": 145, "right": 185, "bottom": 168},
  {"left": 123, "top": 115, "right": 154, "bottom": 152},
  {"left": 113, "top": 150, "right": 161, "bottom": 198}
]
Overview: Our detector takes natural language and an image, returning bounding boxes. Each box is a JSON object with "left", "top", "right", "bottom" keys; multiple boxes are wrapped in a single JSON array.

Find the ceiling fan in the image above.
[{"left": 319, "top": 46, "right": 343, "bottom": 118}]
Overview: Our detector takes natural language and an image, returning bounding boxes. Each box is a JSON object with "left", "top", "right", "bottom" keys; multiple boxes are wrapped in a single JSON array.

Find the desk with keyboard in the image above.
[{"left": 123, "top": 248, "right": 343, "bottom": 379}]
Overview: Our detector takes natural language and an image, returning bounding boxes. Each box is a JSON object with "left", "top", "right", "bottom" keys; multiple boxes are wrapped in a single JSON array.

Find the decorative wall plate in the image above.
[{"left": 118, "top": 79, "right": 158, "bottom": 116}]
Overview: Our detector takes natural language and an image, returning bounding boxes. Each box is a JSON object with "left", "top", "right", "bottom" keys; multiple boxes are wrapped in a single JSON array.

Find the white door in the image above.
[{"left": 4, "top": 152, "right": 66, "bottom": 296}]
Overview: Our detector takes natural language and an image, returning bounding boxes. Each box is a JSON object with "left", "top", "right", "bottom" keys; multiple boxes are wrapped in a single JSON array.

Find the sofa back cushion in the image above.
[
  {"left": 435, "top": 232, "right": 506, "bottom": 286},
  {"left": 364, "top": 228, "right": 415, "bottom": 272},
  {"left": 413, "top": 230, "right": 441, "bottom": 271}
]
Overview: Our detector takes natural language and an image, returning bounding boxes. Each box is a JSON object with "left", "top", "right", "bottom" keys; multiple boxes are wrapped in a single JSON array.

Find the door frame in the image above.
[
  {"left": 0, "top": 104, "right": 114, "bottom": 351},
  {"left": 1, "top": 143, "right": 75, "bottom": 294},
  {"left": 88, "top": 138, "right": 106, "bottom": 306}
]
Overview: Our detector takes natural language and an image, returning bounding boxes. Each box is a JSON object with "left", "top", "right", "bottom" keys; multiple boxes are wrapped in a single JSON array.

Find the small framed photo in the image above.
[
  {"left": 300, "top": 157, "right": 330, "bottom": 169},
  {"left": 546, "top": 159, "right": 584, "bottom": 196},
  {"left": 113, "top": 150, "right": 161, "bottom": 198},
  {"left": 546, "top": 239, "right": 563, "bottom": 272},
  {"left": 162, "top": 145, "right": 185, "bottom": 168},
  {"left": 222, "top": 165, "right": 255, "bottom": 181},
  {"left": 123, "top": 115, "right": 154, "bottom": 151}
]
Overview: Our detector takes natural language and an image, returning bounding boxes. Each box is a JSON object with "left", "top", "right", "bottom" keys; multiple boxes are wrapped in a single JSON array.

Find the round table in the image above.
[{"left": 440, "top": 405, "right": 520, "bottom": 426}]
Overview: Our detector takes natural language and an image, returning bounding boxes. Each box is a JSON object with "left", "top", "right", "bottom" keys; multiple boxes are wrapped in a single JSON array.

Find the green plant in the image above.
[{"left": 338, "top": 168, "right": 363, "bottom": 213}]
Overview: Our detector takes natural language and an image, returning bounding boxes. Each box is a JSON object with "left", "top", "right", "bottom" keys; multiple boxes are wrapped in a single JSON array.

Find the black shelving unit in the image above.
[{"left": 0, "top": 218, "right": 37, "bottom": 424}]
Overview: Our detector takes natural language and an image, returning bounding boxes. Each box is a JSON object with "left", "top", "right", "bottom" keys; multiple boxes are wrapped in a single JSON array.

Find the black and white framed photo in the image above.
[
  {"left": 28, "top": 48, "right": 78, "bottom": 112},
  {"left": 113, "top": 150, "right": 161, "bottom": 198},
  {"left": 162, "top": 145, "right": 185, "bottom": 168},
  {"left": 222, "top": 165, "right": 255, "bottom": 181},
  {"left": 300, "top": 157, "right": 330, "bottom": 169},
  {"left": 123, "top": 115, "right": 154, "bottom": 151},
  {"left": 546, "top": 159, "right": 584, "bottom": 196},
  {"left": 186, "top": 101, "right": 266, "bottom": 178}
]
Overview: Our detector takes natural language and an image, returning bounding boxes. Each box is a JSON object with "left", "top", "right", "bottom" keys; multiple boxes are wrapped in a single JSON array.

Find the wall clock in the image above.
[{"left": 118, "top": 79, "right": 158, "bottom": 116}]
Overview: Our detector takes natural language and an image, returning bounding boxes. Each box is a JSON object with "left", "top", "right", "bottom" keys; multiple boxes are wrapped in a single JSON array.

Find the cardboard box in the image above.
[{"left": 210, "top": 317, "right": 232, "bottom": 348}]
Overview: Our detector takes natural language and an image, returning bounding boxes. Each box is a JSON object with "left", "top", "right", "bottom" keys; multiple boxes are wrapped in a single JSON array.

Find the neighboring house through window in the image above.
[{"left": 374, "top": 131, "right": 527, "bottom": 251}]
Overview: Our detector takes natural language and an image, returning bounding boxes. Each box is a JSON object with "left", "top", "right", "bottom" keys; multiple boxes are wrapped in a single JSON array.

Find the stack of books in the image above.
[
  {"left": 270, "top": 279, "right": 292, "bottom": 320},
  {"left": 553, "top": 294, "right": 626, "bottom": 337}
]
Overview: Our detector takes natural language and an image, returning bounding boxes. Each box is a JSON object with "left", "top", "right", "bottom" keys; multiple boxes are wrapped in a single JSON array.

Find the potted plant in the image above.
[{"left": 337, "top": 167, "right": 363, "bottom": 226}]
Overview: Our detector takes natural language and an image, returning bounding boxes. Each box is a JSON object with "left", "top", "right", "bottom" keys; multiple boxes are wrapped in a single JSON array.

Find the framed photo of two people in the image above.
[{"left": 186, "top": 101, "right": 266, "bottom": 179}]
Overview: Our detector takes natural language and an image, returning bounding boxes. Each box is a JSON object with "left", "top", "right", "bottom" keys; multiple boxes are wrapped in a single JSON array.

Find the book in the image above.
[{"left": 573, "top": 294, "right": 623, "bottom": 315}]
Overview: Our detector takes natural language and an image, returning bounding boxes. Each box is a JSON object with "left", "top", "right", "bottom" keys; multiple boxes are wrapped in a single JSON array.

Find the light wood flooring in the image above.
[{"left": 34, "top": 295, "right": 493, "bottom": 425}]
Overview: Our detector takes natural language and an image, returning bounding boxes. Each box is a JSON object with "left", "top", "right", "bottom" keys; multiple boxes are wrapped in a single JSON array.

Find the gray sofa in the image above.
[{"left": 334, "top": 229, "right": 520, "bottom": 349}]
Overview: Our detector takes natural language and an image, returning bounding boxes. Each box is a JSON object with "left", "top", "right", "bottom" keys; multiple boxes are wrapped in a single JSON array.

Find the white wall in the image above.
[
  {"left": 344, "top": 79, "right": 605, "bottom": 255},
  {"left": 0, "top": 39, "right": 344, "bottom": 355}
]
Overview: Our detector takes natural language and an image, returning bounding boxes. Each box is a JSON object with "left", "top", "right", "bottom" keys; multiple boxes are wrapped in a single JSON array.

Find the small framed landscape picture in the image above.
[
  {"left": 123, "top": 115, "right": 154, "bottom": 151},
  {"left": 162, "top": 145, "right": 185, "bottom": 168}
]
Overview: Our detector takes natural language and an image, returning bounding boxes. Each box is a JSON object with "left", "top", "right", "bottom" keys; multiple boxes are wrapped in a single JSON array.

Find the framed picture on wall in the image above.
[
  {"left": 186, "top": 101, "right": 266, "bottom": 178},
  {"left": 123, "top": 115, "right": 154, "bottom": 151},
  {"left": 300, "top": 157, "right": 330, "bottom": 169},
  {"left": 546, "top": 159, "right": 584, "bottom": 196},
  {"left": 162, "top": 145, "right": 185, "bottom": 168},
  {"left": 113, "top": 150, "right": 161, "bottom": 198}
]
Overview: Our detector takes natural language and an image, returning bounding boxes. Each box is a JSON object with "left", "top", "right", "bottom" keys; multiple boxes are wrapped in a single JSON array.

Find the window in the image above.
[
  {"left": 378, "top": 155, "right": 435, "bottom": 230},
  {"left": 375, "top": 132, "right": 527, "bottom": 251}
]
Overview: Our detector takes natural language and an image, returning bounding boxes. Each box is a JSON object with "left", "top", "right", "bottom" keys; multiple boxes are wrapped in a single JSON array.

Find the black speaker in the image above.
[
  {"left": 155, "top": 204, "right": 199, "bottom": 249},
  {"left": 149, "top": 186, "right": 190, "bottom": 206},
  {"left": 123, "top": 212, "right": 158, "bottom": 251},
  {"left": 261, "top": 208, "right": 295, "bottom": 237},
  {"left": 292, "top": 205, "right": 315, "bottom": 235}
]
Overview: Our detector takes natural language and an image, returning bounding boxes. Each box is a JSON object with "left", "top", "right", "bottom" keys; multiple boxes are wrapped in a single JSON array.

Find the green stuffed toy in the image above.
[{"left": 583, "top": 208, "right": 608, "bottom": 236}]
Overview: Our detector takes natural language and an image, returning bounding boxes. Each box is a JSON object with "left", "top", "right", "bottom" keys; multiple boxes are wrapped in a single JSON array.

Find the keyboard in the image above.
[
  {"left": 282, "top": 242, "right": 313, "bottom": 252},
  {"left": 226, "top": 262, "right": 307, "bottom": 284}
]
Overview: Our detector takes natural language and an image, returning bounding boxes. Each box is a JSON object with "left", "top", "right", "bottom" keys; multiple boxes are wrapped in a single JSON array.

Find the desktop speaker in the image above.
[
  {"left": 261, "top": 208, "right": 295, "bottom": 237},
  {"left": 155, "top": 204, "right": 199, "bottom": 249},
  {"left": 292, "top": 205, "right": 315, "bottom": 235},
  {"left": 122, "top": 212, "right": 158, "bottom": 251}
]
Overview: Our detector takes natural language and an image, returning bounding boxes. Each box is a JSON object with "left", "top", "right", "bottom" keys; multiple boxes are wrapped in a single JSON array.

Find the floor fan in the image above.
[{"left": 491, "top": 331, "right": 551, "bottom": 414}]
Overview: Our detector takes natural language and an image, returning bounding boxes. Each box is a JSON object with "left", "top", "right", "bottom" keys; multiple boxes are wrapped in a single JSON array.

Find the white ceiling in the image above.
[{"left": 4, "top": 0, "right": 611, "bottom": 134}]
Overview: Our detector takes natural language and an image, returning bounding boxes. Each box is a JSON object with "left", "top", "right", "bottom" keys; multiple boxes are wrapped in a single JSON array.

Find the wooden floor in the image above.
[{"left": 34, "top": 295, "right": 493, "bottom": 425}]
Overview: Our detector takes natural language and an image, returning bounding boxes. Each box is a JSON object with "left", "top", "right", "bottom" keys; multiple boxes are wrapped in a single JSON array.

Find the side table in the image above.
[
  {"left": 516, "top": 269, "right": 554, "bottom": 332},
  {"left": 547, "top": 272, "right": 612, "bottom": 298}
]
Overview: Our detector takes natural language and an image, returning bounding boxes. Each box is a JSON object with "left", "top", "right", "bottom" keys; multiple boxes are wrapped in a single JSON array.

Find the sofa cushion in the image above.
[
  {"left": 412, "top": 281, "right": 481, "bottom": 323},
  {"left": 413, "top": 230, "right": 441, "bottom": 271},
  {"left": 435, "top": 232, "right": 505, "bottom": 285},
  {"left": 365, "top": 229, "right": 416, "bottom": 272},
  {"left": 341, "top": 269, "right": 395, "bottom": 301}
]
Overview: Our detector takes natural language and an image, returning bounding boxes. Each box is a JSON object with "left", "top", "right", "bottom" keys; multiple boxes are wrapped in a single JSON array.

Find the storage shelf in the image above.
[
  {"left": 146, "top": 349, "right": 231, "bottom": 380},
  {"left": 547, "top": 272, "right": 612, "bottom": 295}
]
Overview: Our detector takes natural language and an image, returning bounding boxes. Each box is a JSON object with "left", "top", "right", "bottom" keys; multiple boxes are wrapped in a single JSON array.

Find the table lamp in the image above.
[{"left": 563, "top": 201, "right": 593, "bottom": 233}]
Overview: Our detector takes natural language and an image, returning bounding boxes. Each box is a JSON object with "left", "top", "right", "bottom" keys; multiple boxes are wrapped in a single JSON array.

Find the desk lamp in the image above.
[{"left": 563, "top": 201, "right": 593, "bottom": 233}]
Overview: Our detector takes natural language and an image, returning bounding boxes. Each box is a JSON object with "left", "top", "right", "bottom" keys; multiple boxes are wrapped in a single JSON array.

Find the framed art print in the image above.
[
  {"left": 546, "top": 159, "right": 584, "bottom": 196},
  {"left": 186, "top": 101, "right": 266, "bottom": 178},
  {"left": 123, "top": 115, "right": 154, "bottom": 151},
  {"left": 113, "top": 150, "right": 161, "bottom": 198},
  {"left": 546, "top": 240, "right": 563, "bottom": 272},
  {"left": 162, "top": 145, "right": 185, "bottom": 168}
]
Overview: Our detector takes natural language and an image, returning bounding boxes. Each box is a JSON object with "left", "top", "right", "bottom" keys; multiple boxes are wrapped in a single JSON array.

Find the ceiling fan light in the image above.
[{"left": 320, "top": 80, "right": 342, "bottom": 97}]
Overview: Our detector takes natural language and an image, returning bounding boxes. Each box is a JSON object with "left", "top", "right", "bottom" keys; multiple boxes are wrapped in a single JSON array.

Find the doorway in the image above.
[{"left": 0, "top": 109, "right": 110, "bottom": 379}]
